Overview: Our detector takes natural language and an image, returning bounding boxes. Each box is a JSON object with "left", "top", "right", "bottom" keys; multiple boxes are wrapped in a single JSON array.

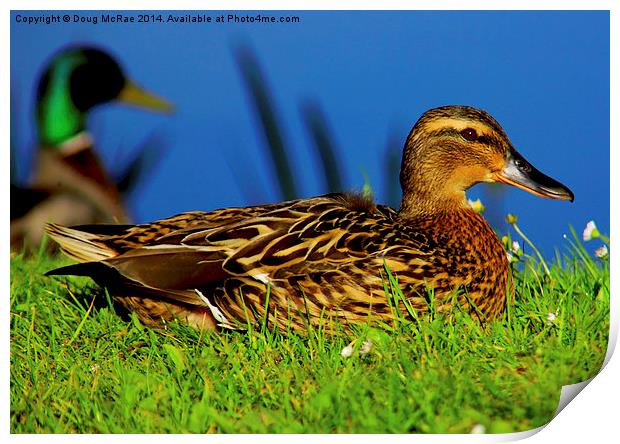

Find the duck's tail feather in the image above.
[
  {"left": 45, "top": 223, "right": 116, "bottom": 262},
  {"left": 44, "top": 261, "right": 102, "bottom": 277},
  {"left": 45, "top": 259, "right": 207, "bottom": 308}
]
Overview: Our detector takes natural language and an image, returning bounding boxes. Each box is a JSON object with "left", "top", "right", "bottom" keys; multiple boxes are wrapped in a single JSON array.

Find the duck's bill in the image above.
[
  {"left": 494, "top": 149, "right": 574, "bottom": 202},
  {"left": 117, "top": 81, "right": 174, "bottom": 113}
]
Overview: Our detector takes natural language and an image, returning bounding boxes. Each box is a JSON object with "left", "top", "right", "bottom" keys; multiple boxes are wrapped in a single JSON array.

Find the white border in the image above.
[{"left": 3, "top": 1, "right": 616, "bottom": 443}]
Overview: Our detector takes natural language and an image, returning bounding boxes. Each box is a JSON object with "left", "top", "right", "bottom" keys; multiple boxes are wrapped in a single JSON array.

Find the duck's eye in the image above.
[{"left": 460, "top": 128, "right": 478, "bottom": 141}]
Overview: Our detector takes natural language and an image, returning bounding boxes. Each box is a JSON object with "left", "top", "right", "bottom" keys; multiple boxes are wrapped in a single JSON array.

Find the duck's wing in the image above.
[
  {"left": 31, "top": 147, "right": 130, "bottom": 223},
  {"left": 165, "top": 193, "right": 408, "bottom": 276},
  {"left": 45, "top": 200, "right": 299, "bottom": 304},
  {"left": 46, "top": 193, "right": 430, "bottom": 313}
]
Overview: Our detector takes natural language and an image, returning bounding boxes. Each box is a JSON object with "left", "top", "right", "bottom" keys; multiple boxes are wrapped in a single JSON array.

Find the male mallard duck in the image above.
[
  {"left": 11, "top": 46, "right": 173, "bottom": 251},
  {"left": 46, "top": 106, "right": 573, "bottom": 332}
]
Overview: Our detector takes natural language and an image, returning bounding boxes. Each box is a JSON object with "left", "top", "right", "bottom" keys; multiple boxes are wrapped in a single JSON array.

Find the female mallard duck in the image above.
[
  {"left": 46, "top": 106, "right": 573, "bottom": 332},
  {"left": 11, "top": 46, "right": 173, "bottom": 250}
]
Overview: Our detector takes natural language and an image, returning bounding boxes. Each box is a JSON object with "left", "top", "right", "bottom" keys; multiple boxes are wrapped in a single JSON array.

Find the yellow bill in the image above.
[{"left": 118, "top": 81, "right": 174, "bottom": 114}]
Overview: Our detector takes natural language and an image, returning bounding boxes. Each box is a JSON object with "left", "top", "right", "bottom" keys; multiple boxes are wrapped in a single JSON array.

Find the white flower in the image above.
[
  {"left": 511, "top": 241, "right": 521, "bottom": 254},
  {"left": 546, "top": 312, "right": 557, "bottom": 325},
  {"left": 583, "top": 221, "right": 599, "bottom": 241},
  {"left": 359, "top": 340, "right": 373, "bottom": 355},
  {"left": 595, "top": 245, "right": 609, "bottom": 259},
  {"left": 340, "top": 345, "right": 354, "bottom": 358},
  {"left": 470, "top": 424, "right": 486, "bottom": 434},
  {"left": 468, "top": 198, "right": 485, "bottom": 213}
]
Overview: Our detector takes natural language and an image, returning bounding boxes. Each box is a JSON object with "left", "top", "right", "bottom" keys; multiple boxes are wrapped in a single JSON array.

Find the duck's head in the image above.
[
  {"left": 36, "top": 46, "right": 173, "bottom": 146},
  {"left": 398, "top": 105, "right": 573, "bottom": 217}
]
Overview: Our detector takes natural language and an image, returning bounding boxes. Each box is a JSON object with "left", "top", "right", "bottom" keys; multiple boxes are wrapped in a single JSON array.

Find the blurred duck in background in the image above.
[{"left": 11, "top": 46, "right": 173, "bottom": 252}]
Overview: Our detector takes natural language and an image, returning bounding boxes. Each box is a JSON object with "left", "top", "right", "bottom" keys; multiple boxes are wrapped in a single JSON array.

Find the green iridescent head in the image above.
[
  {"left": 36, "top": 46, "right": 173, "bottom": 146},
  {"left": 36, "top": 47, "right": 127, "bottom": 146}
]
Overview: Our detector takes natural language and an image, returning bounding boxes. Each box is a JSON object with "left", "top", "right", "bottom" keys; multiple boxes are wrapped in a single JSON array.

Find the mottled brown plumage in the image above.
[{"left": 46, "top": 105, "right": 573, "bottom": 333}]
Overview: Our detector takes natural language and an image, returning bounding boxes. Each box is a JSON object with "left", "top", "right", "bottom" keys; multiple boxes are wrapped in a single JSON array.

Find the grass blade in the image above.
[
  {"left": 235, "top": 45, "right": 298, "bottom": 200},
  {"left": 300, "top": 100, "right": 344, "bottom": 193}
]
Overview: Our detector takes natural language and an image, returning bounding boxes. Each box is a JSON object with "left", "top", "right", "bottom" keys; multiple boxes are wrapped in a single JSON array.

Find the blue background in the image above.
[{"left": 10, "top": 10, "right": 609, "bottom": 258}]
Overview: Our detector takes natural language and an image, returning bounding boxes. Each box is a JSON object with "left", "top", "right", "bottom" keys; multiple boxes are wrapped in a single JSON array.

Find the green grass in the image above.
[{"left": 10, "top": 236, "right": 609, "bottom": 434}]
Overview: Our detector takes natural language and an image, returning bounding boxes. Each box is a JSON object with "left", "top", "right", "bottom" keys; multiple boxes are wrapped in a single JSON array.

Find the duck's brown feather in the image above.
[{"left": 47, "top": 192, "right": 511, "bottom": 331}]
